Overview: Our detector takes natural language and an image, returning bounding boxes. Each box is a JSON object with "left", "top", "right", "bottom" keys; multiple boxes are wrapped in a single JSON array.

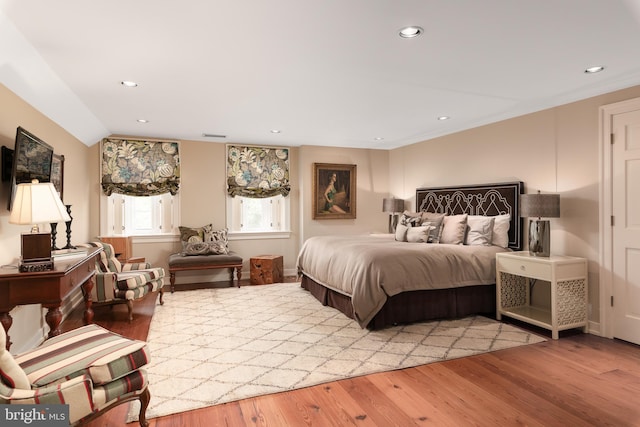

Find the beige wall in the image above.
[
  {"left": 298, "top": 145, "right": 390, "bottom": 241},
  {"left": 87, "top": 140, "right": 389, "bottom": 283},
  {"left": 390, "top": 84, "right": 640, "bottom": 325},
  {"left": 0, "top": 84, "right": 92, "bottom": 351}
]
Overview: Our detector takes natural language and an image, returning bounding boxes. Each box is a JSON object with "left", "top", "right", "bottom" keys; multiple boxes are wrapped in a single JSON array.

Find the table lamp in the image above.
[
  {"left": 520, "top": 191, "right": 560, "bottom": 257},
  {"left": 9, "top": 179, "right": 71, "bottom": 271},
  {"left": 383, "top": 197, "right": 405, "bottom": 233}
]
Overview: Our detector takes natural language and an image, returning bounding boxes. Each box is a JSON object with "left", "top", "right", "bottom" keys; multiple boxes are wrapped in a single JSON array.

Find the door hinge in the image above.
[
  {"left": 611, "top": 295, "right": 614, "bottom": 307},
  {"left": 610, "top": 133, "right": 615, "bottom": 144},
  {"left": 611, "top": 216, "right": 615, "bottom": 226}
]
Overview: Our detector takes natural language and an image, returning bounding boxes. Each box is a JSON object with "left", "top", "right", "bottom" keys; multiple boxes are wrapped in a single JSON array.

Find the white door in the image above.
[{"left": 612, "top": 109, "right": 640, "bottom": 345}]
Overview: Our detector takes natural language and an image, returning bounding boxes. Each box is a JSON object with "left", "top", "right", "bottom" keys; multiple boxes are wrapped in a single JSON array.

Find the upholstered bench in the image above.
[{"left": 168, "top": 252, "right": 243, "bottom": 292}]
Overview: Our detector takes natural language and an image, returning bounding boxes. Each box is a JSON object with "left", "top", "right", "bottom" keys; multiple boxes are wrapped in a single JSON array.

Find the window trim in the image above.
[
  {"left": 226, "top": 194, "right": 291, "bottom": 240},
  {"left": 99, "top": 192, "right": 181, "bottom": 237}
]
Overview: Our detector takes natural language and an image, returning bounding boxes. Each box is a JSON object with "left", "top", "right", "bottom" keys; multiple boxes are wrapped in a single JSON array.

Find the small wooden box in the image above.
[{"left": 250, "top": 255, "right": 283, "bottom": 285}]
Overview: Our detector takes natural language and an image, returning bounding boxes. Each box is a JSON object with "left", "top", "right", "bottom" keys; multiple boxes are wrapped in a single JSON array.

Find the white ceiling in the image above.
[{"left": 2, "top": 0, "right": 640, "bottom": 149}]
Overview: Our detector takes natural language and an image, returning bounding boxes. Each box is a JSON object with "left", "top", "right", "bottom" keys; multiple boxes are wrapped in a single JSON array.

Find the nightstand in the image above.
[{"left": 496, "top": 251, "right": 588, "bottom": 339}]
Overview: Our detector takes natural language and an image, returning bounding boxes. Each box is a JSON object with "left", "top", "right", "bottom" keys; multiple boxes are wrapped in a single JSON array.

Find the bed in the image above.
[{"left": 297, "top": 181, "right": 524, "bottom": 329}]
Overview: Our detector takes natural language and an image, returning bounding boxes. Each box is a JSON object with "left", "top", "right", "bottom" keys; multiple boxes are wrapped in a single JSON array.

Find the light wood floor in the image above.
[{"left": 61, "top": 279, "right": 640, "bottom": 427}]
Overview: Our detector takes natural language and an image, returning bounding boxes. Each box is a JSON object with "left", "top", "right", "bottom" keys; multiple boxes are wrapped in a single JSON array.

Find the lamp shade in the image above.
[
  {"left": 382, "top": 198, "right": 404, "bottom": 213},
  {"left": 520, "top": 193, "right": 560, "bottom": 218},
  {"left": 9, "top": 180, "right": 71, "bottom": 225}
]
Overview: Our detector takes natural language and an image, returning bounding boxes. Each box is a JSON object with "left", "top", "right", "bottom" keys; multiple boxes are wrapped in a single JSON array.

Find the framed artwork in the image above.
[
  {"left": 312, "top": 163, "right": 356, "bottom": 219},
  {"left": 51, "top": 154, "right": 64, "bottom": 201}
]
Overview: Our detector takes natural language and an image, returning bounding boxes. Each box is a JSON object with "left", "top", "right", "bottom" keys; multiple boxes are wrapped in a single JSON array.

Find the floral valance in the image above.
[
  {"left": 101, "top": 138, "right": 180, "bottom": 196},
  {"left": 227, "top": 145, "right": 290, "bottom": 198}
]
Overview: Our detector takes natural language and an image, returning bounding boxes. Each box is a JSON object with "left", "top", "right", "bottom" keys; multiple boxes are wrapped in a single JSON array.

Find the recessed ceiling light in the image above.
[
  {"left": 270, "top": 129, "right": 281, "bottom": 134},
  {"left": 137, "top": 119, "right": 149, "bottom": 123},
  {"left": 399, "top": 26, "right": 423, "bottom": 38},
  {"left": 374, "top": 137, "right": 384, "bottom": 141},
  {"left": 121, "top": 80, "right": 138, "bottom": 87},
  {"left": 584, "top": 66, "right": 605, "bottom": 74},
  {"left": 437, "top": 116, "right": 450, "bottom": 121}
]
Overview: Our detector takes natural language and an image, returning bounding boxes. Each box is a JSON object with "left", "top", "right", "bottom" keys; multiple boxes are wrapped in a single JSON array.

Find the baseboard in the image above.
[{"left": 587, "top": 320, "right": 602, "bottom": 337}]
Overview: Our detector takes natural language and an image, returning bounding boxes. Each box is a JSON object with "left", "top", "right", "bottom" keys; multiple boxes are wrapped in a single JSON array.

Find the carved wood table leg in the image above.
[
  {"left": 44, "top": 306, "right": 63, "bottom": 337},
  {"left": 1, "top": 311, "right": 14, "bottom": 351},
  {"left": 82, "top": 276, "right": 95, "bottom": 325}
]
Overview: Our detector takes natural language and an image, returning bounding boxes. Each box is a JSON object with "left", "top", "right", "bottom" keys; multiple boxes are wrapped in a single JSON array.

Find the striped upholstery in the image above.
[
  {"left": 81, "top": 242, "right": 165, "bottom": 322},
  {"left": 15, "top": 325, "right": 149, "bottom": 387},
  {"left": 1, "top": 325, "right": 150, "bottom": 425}
]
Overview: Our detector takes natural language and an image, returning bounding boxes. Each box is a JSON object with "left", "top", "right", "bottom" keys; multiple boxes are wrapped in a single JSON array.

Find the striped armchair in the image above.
[
  {"left": 0, "top": 324, "right": 150, "bottom": 426},
  {"left": 84, "top": 241, "right": 165, "bottom": 322}
]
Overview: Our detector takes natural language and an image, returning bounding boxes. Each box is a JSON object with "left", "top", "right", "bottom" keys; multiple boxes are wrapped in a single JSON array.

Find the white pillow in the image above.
[
  {"left": 491, "top": 214, "right": 511, "bottom": 248},
  {"left": 407, "top": 225, "right": 434, "bottom": 243},
  {"left": 440, "top": 214, "right": 468, "bottom": 245},
  {"left": 465, "top": 216, "right": 495, "bottom": 246},
  {"left": 395, "top": 223, "right": 409, "bottom": 242}
]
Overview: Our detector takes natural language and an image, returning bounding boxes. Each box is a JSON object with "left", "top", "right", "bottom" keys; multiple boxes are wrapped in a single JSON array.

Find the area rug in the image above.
[{"left": 128, "top": 282, "right": 545, "bottom": 422}]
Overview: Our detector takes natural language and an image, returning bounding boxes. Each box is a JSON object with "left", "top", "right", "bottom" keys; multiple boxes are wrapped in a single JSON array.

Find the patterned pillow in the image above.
[
  {"left": 420, "top": 214, "right": 445, "bottom": 243},
  {"left": 203, "top": 225, "right": 229, "bottom": 251},
  {"left": 399, "top": 211, "right": 422, "bottom": 227},
  {"left": 181, "top": 241, "right": 228, "bottom": 256},
  {"left": 179, "top": 225, "right": 209, "bottom": 243}
]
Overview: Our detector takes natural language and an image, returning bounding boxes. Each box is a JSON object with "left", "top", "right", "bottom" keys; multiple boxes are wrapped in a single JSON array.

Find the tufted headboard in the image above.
[{"left": 415, "top": 181, "right": 524, "bottom": 250}]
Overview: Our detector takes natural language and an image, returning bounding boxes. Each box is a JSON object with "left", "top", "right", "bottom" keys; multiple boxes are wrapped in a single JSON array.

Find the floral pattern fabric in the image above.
[
  {"left": 226, "top": 145, "right": 290, "bottom": 198},
  {"left": 101, "top": 138, "right": 180, "bottom": 196}
]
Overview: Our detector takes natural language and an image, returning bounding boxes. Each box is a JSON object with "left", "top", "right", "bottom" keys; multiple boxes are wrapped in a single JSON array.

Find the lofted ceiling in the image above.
[{"left": 1, "top": 0, "right": 640, "bottom": 149}]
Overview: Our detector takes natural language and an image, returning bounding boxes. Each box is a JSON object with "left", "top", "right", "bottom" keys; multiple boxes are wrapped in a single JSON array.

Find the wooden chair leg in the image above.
[
  {"left": 138, "top": 387, "right": 150, "bottom": 427},
  {"left": 170, "top": 271, "right": 176, "bottom": 293},
  {"left": 158, "top": 286, "right": 164, "bottom": 305},
  {"left": 236, "top": 266, "right": 242, "bottom": 287},
  {"left": 126, "top": 300, "right": 134, "bottom": 323}
]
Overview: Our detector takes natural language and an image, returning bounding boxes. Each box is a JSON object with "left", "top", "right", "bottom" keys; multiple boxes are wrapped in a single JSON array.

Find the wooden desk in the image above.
[{"left": 0, "top": 246, "right": 102, "bottom": 350}]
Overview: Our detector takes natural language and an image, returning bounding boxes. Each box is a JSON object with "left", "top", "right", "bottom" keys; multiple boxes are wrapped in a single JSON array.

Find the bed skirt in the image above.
[{"left": 300, "top": 275, "right": 496, "bottom": 330}]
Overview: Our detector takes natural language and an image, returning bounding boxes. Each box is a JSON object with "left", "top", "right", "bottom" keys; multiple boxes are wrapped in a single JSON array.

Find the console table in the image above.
[{"left": 0, "top": 246, "right": 102, "bottom": 350}]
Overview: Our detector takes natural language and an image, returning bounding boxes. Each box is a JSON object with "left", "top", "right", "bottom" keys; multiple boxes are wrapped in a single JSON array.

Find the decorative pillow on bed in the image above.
[
  {"left": 440, "top": 214, "right": 468, "bottom": 244},
  {"left": 406, "top": 225, "right": 435, "bottom": 243},
  {"left": 181, "top": 241, "right": 228, "bottom": 256},
  {"left": 395, "top": 223, "right": 409, "bottom": 241},
  {"left": 491, "top": 214, "right": 511, "bottom": 248},
  {"left": 399, "top": 211, "right": 422, "bottom": 227},
  {"left": 420, "top": 213, "right": 445, "bottom": 243},
  {"left": 465, "top": 216, "right": 495, "bottom": 246}
]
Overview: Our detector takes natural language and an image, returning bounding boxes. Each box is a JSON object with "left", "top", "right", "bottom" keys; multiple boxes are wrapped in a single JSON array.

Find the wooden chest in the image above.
[{"left": 250, "top": 255, "right": 283, "bottom": 285}]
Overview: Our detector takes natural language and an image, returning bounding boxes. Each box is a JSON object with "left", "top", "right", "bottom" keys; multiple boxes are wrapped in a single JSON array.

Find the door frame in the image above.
[{"left": 599, "top": 96, "right": 640, "bottom": 339}]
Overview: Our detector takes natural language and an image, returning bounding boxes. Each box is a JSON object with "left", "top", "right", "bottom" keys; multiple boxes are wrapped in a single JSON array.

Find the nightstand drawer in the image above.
[{"left": 497, "top": 256, "right": 551, "bottom": 280}]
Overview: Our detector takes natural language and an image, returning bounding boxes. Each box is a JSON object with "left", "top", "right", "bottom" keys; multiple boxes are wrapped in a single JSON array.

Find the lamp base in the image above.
[
  {"left": 388, "top": 214, "right": 399, "bottom": 233},
  {"left": 528, "top": 219, "right": 551, "bottom": 257}
]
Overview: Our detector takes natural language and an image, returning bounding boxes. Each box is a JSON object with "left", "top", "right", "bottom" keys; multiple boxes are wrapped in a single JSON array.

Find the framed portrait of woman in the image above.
[{"left": 312, "top": 163, "right": 356, "bottom": 219}]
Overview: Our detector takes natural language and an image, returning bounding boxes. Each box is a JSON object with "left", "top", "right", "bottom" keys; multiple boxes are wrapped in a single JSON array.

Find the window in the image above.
[
  {"left": 101, "top": 192, "right": 180, "bottom": 236},
  {"left": 227, "top": 194, "right": 290, "bottom": 237}
]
